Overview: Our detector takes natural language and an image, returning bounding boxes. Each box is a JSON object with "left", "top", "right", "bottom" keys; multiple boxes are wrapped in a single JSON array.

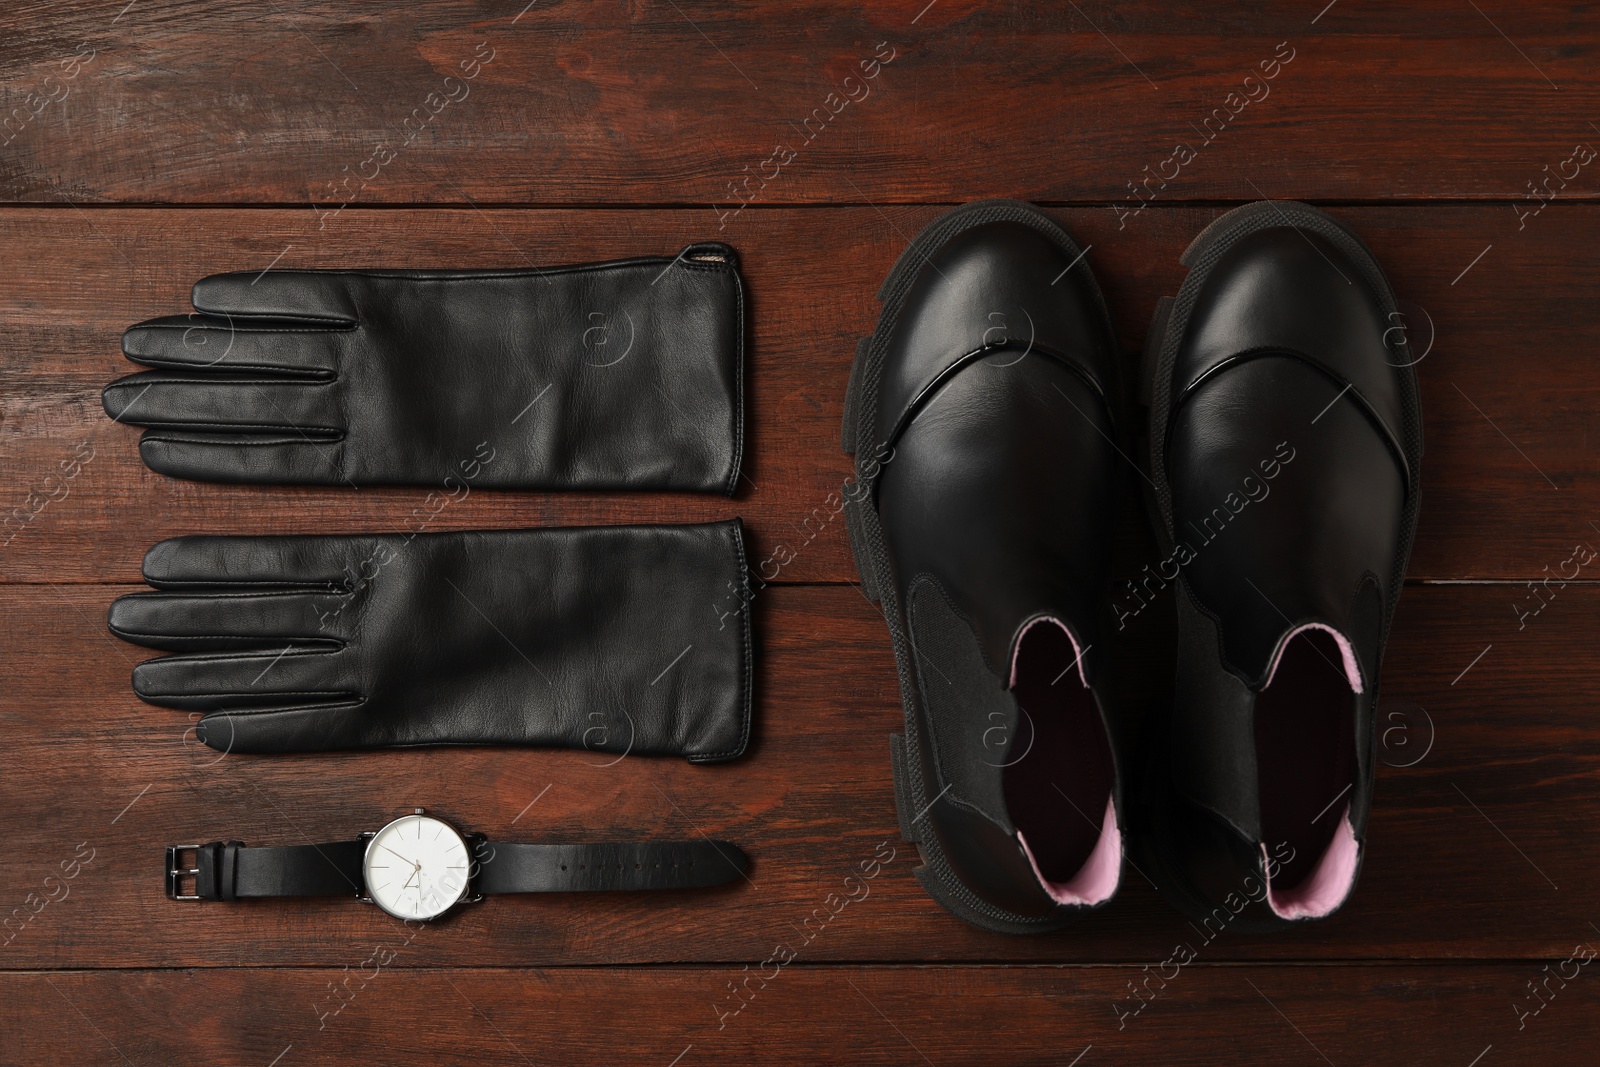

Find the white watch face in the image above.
[{"left": 362, "top": 814, "right": 471, "bottom": 920}]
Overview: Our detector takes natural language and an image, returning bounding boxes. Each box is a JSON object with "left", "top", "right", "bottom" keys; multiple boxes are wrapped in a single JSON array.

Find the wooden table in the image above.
[{"left": 3, "top": 2, "right": 1597, "bottom": 1063}]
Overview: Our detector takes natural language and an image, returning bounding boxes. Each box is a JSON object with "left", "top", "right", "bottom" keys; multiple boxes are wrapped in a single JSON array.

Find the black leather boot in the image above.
[
  {"left": 1140, "top": 201, "right": 1423, "bottom": 930},
  {"left": 843, "top": 201, "right": 1125, "bottom": 932}
]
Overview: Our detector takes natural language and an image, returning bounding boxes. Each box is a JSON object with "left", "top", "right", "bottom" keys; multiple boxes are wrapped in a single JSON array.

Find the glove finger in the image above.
[
  {"left": 122, "top": 315, "right": 340, "bottom": 376},
  {"left": 140, "top": 535, "right": 363, "bottom": 589},
  {"left": 109, "top": 591, "right": 351, "bottom": 651},
  {"left": 194, "top": 701, "right": 369, "bottom": 753},
  {"left": 131, "top": 647, "right": 357, "bottom": 710},
  {"left": 136, "top": 430, "right": 347, "bottom": 485},
  {"left": 192, "top": 271, "right": 358, "bottom": 324},
  {"left": 103, "top": 371, "right": 341, "bottom": 434}
]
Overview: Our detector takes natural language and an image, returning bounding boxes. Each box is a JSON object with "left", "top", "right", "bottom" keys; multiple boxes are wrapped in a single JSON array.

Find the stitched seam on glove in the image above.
[
  {"left": 131, "top": 324, "right": 356, "bottom": 335},
  {"left": 130, "top": 359, "right": 336, "bottom": 377},
  {"left": 689, "top": 521, "right": 753, "bottom": 762},
  {"left": 278, "top": 260, "right": 697, "bottom": 283},
  {"left": 113, "top": 628, "right": 345, "bottom": 646},
  {"left": 141, "top": 433, "right": 347, "bottom": 447},
  {"left": 142, "top": 577, "right": 344, "bottom": 589},
  {"left": 335, "top": 327, "right": 351, "bottom": 482},
  {"left": 725, "top": 266, "right": 746, "bottom": 497},
  {"left": 121, "top": 375, "right": 340, "bottom": 388},
  {"left": 123, "top": 591, "right": 342, "bottom": 602},
  {"left": 176, "top": 690, "right": 357, "bottom": 700},
  {"left": 142, "top": 648, "right": 343, "bottom": 665},
  {"left": 140, "top": 420, "right": 343, "bottom": 433}
]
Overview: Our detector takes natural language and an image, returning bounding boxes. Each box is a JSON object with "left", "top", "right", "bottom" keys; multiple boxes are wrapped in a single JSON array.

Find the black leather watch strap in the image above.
[
  {"left": 474, "top": 840, "right": 747, "bottom": 895},
  {"left": 166, "top": 837, "right": 746, "bottom": 901},
  {"left": 171, "top": 840, "right": 365, "bottom": 901}
]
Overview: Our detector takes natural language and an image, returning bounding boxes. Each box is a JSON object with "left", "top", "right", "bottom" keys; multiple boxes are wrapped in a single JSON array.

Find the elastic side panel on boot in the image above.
[{"left": 907, "top": 576, "right": 1014, "bottom": 829}]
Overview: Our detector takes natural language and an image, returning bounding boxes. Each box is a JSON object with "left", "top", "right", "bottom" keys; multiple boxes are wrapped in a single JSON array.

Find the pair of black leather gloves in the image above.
[{"left": 104, "top": 246, "right": 753, "bottom": 763}]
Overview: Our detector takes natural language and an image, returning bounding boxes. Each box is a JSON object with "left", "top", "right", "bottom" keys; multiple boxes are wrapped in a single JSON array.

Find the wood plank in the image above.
[
  {"left": 1, "top": 582, "right": 1596, "bottom": 968},
  {"left": 3, "top": 3, "right": 1598, "bottom": 205},
  {"left": 1, "top": 205, "right": 1598, "bottom": 584},
  {"left": 5, "top": 964, "right": 1594, "bottom": 1066}
]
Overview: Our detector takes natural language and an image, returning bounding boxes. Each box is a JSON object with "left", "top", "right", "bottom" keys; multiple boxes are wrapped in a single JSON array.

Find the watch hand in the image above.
[{"left": 381, "top": 845, "right": 415, "bottom": 865}]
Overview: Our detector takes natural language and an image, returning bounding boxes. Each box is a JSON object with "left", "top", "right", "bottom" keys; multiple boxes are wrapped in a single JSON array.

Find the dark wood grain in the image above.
[
  {"left": 2, "top": 204, "right": 1599, "bottom": 585},
  {"left": 2, "top": 2, "right": 1598, "bottom": 205},
  {"left": 0, "top": 581, "right": 1594, "bottom": 968},
  {"left": 7, "top": 964, "right": 1595, "bottom": 1066}
]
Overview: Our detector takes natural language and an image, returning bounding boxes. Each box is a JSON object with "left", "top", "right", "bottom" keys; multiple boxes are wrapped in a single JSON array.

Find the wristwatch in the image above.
[{"left": 165, "top": 810, "right": 748, "bottom": 920}]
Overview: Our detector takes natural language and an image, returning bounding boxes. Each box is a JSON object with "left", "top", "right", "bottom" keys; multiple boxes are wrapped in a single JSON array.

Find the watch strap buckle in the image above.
[
  {"left": 165, "top": 845, "right": 205, "bottom": 901},
  {"left": 165, "top": 841, "right": 244, "bottom": 901}
]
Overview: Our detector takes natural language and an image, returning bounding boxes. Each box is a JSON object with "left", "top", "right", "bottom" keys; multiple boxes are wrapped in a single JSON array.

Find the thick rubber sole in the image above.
[
  {"left": 842, "top": 199, "right": 1118, "bottom": 934},
  {"left": 1136, "top": 200, "right": 1425, "bottom": 933}
]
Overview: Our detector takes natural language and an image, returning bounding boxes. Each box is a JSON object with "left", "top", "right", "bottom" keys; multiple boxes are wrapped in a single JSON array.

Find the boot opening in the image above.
[
  {"left": 1255, "top": 624, "right": 1361, "bottom": 919},
  {"left": 1002, "top": 617, "right": 1120, "bottom": 905}
]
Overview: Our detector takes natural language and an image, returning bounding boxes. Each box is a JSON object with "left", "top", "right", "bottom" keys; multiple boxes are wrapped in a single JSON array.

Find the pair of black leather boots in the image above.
[{"left": 843, "top": 200, "right": 1421, "bottom": 932}]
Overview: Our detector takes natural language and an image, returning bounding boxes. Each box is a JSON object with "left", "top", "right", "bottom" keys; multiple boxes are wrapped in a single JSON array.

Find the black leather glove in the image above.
[
  {"left": 108, "top": 520, "right": 753, "bottom": 762},
  {"left": 102, "top": 245, "right": 744, "bottom": 493}
]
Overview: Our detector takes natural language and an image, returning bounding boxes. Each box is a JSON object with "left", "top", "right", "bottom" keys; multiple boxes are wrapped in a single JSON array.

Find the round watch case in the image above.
[{"left": 360, "top": 812, "right": 472, "bottom": 920}]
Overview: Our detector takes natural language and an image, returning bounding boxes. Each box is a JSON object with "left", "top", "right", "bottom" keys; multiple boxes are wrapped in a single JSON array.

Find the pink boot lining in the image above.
[
  {"left": 1006, "top": 615, "right": 1118, "bottom": 905},
  {"left": 1008, "top": 615, "right": 1089, "bottom": 689},
  {"left": 1019, "top": 794, "right": 1122, "bottom": 906},
  {"left": 1263, "top": 807, "right": 1359, "bottom": 919},
  {"left": 1262, "top": 622, "right": 1364, "bottom": 693},
  {"left": 1258, "top": 624, "right": 1362, "bottom": 920}
]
